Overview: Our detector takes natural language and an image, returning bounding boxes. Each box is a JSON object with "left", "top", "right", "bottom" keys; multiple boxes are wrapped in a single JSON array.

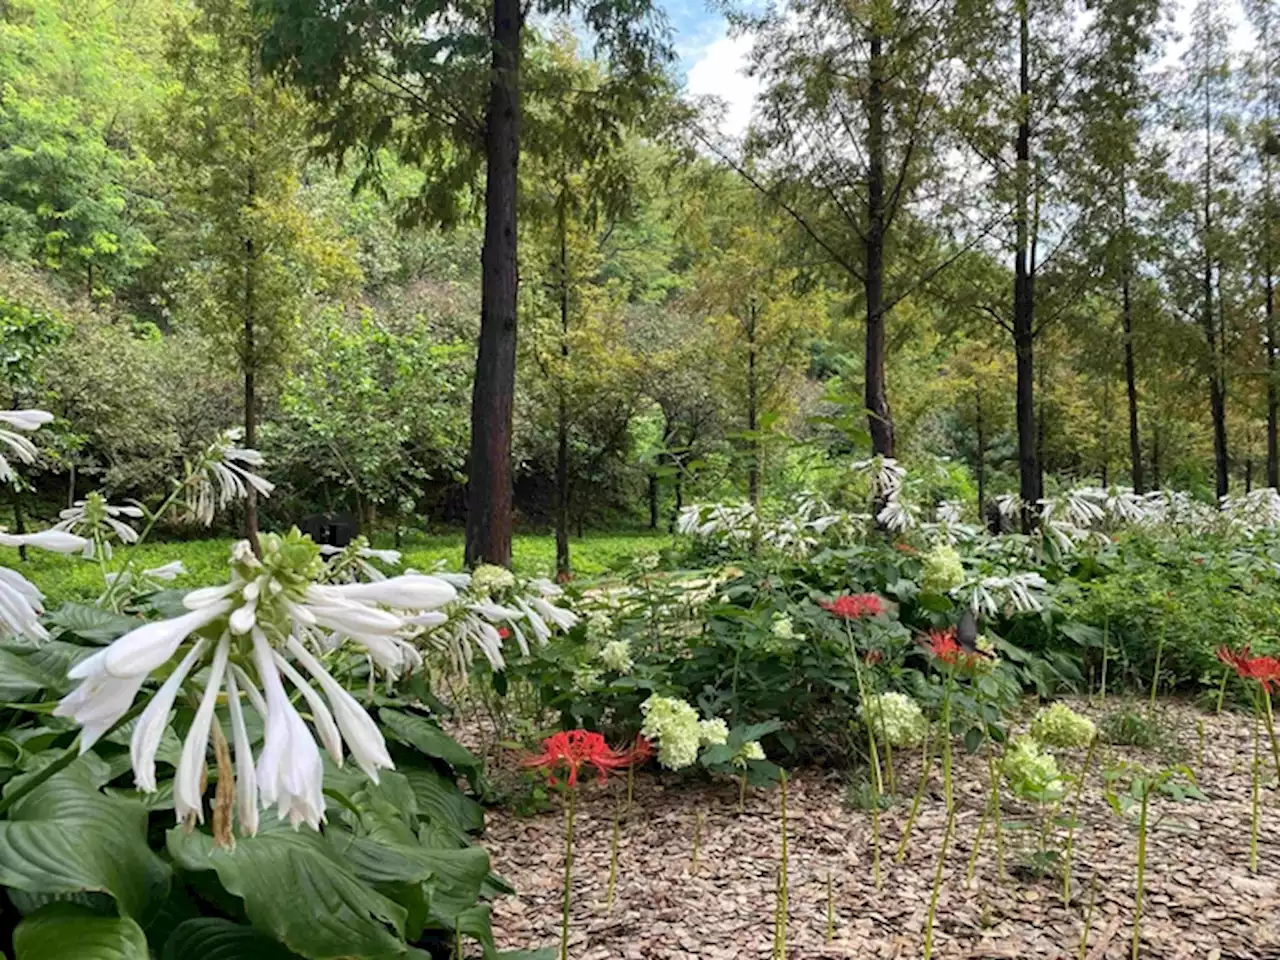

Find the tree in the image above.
[
  {"left": 260, "top": 0, "right": 671, "bottom": 569},
  {"left": 162, "top": 0, "right": 356, "bottom": 550}
]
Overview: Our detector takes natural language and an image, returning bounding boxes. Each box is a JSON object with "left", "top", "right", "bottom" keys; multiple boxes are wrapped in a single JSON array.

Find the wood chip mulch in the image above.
[{"left": 477, "top": 701, "right": 1280, "bottom": 959}]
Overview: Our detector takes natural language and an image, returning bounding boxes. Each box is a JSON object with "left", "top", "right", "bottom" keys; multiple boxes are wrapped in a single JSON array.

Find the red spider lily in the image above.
[
  {"left": 863, "top": 650, "right": 885, "bottom": 665},
  {"left": 821, "top": 593, "right": 885, "bottom": 620},
  {"left": 629, "top": 734, "right": 655, "bottom": 764},
  {"left": 497, "top": 627, "right": 511, "bottom": 640},
  {"left": 523, "top": 730, "right": 641, "bottom": 787},
  {"left": 1217, "top": 645, "right": 1280, "bottom": 692},
  {"left": 926, "top": 628, "right": 984, "bottom": 670}
]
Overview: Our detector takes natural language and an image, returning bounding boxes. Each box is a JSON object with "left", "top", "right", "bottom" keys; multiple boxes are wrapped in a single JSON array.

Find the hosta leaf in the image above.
[
  {"left": 0, "top": 641, "right": 94, "bottom": 700},
  {"left": 0, "top": 758, "right": 170, "bottom": 920},
  {"left": 335, "top": 834, "right": 489, "bottom": 921},
  {"left": 400, "top": 767, "right": 484, "bottom": 835},
  {"left": 166, "top": 821, "right": 409, "bottom": 960},
  {"left": 45, "top": 604, "right": 140, "bottom": 644},
  {"left": 379, "top": 709, "right": 480, "bottom": 774},
  {"left": 14, "top": 903, "right": 148, "bottom": 960},
  {"left": 161, "top": 918, "right": 304, "bottom": 960}
]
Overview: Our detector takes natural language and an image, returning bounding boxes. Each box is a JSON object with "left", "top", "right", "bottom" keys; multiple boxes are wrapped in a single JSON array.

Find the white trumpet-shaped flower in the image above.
[
  {"left": 52, "top": 492, "right": 143, "bottom": 559},
  {"left": 0, "top": 409, "right": 52, "bottom": 483},
  {"left": 56, "top": 530, "right": 456, "bottom": 837},
  {"left": 186, "top": 431, "right": 275, "bottom": 526}
]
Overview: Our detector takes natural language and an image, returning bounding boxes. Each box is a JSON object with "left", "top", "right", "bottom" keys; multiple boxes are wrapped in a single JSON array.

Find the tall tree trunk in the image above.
[
  {"left": 746, "top": 301, "right": 760, "bottom": 506},
  {"left": 647, "top": 472, "right": 658, "bottom": 529},
  {"left": 865, "top": 30, "right": 894, "bottom": 459},
  {"left": 1202, "top": 64, "right": 1229, "bottom": 501},
  {"left": 1268, "top": 166, "right": 1278, "bottom": 488},
  {"left": 1013, "top": 0, "right": 1039, "bottom": 530},
  {"left": 1121, "top": 181, "right": 1143, "bottom": 493},
  {"left": 465, "top": 0, "right": 521, "bottom": 569},
  {"left": 554, "top": 189, "right": 571, "bottom": 580},
  {"left": 244, "top": 48, "right": 261, "bottom": 557}
]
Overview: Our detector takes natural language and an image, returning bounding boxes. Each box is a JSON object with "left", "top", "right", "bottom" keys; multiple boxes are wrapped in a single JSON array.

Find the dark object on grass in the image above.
[
  {"left": 984, "top": 501, "right": 1013, "bottom": 535},
  {"left": 298, "top": 512, "right": 359, "bottom": 548},
  {"left": 957, "top": 609, "right": 993, "bottom": 658}
]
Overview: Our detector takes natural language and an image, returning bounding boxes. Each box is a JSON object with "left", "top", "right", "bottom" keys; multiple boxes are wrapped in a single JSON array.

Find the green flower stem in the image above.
[
  {"left": 738, "top": 771, "right": 748, "bottom": 814},
  {"left": 103, "top": 479, "right": 190, "bottom": 609},
  {"left": 774, "top": 770, "right": 789, "bottom": 960},
  {"left": 1251, "top": 695, "right": 1262, "bottom": 875},
  {"left": 1099, "top": 617, "right": 1109, "bottom": 704},
  {"left": 845, "top": 621, "right": 883, "bottom": 888},
  {"left": 1078, "top": 874, "right": 1098, "bottom": 960},
  {"left": 1148, "top": 625, "right": 1165, "bottom": 715},
  {"left": 878, "top": 695, "right": 896, "bottom": 795},
  {"left": 1262, "top": 690, "right": 1280, "bottom": 783},
  {"left": 923, "top": 802, "right": 957, "bottom": 960},
  {"left": 1216, "top": 668, "right": 1229, "bottom": 715},
  {"left": 987, "top": 752, "right": 1005, "bottom": 880},
  {"left": 560, "top": 786, "right": 576, "bottom": 960},
  {"left": 1063, "top": 736, "right": 1100, "bottom": 906},
  {"left": 941, "top": 663, "right": 956, "bottom": 812},
  {"left": 1195, "top": 719, "right": 1206, "bottom": 773},
  {"left": 1132, "top": 784, "right": 1149, "bottom": 960},
  {"left": 895, "top": 722, "right": 934, "bottom": 862},
  {"left": 624, "top": 762, "right": 634, "bottom": 817},
  {"left": 964, "top": 791, "right": 991, "bottom": 886}
]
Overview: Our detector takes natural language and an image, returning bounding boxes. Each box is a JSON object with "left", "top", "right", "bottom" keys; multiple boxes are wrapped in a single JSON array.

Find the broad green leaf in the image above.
[
  {"left": 400, "top": 767, "right": 484, "bottom": 835},
  {"left": 0, "top": 759, "right": 170, "bottom": 920},
  {"left": 379, "top": 709, "right": 480, "bottom": 774},
  {"left": 0, "top": 641, "right": 95, "bottom": 700},
  {"left": 335, "top": 834, "right": 489, "bottom": 921},
  {"left": 45, "top": 604, "right": 140, "bottom": 644},
  {"left": 161, "top": 918, "right": 303, "bottom": 960},
  {"left": 14, "top": 903, "right": 147, "bottom": 960},
  {"left": 166, "top": 822, "right": 409, "bottom": 959}
]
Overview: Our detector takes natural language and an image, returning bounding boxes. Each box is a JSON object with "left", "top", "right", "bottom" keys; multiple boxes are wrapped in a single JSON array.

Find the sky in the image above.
[{"left": 665, "top": 0, "right": 1255, "bottom": 141}]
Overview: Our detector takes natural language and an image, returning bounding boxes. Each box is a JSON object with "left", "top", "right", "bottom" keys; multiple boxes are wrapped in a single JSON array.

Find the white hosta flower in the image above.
[
  {"left": 0, "top": 409, "right": 52, "bottom": 483},
  {"left": 877, "top": 495, "right": 919, "bottom": 532},
  {"left": 186, "top": 431, "right": 275, "bottom": 526},
  {"left": 851, "top": 456, "right": 906, "bottom": 502},
  {"left": 57, "top": 530, "right": 454, "bottom": 836},
  {"left": 964, "top": 571, "right": 1048, "bottom": 617},
  {"left": 52, "top": 492, "right": 143, "bottom": 558},
  {"left": 0, "top": 528, "right": 87, "bottom": 553},
  {"left": 0, "top": 566, "right": 49, "bottom": 639}
]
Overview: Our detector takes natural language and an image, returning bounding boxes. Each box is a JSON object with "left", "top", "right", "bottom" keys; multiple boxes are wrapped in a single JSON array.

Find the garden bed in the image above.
[{"left": 482, "top": 701, "right": 1279, "bottom": 959}]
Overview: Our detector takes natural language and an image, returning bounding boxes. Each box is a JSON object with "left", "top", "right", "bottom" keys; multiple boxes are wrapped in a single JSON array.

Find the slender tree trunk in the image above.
[
  {"left": 554, "top": 189, "right": 571, "bottom": 580},
  {"left": 1120, "top": 181, "right": 1143, "bottom": 493},
  {"left": 9, "top": 487, "right": 25, "bottom": 562},
  {"left": 746, "top": 301, "right": 760, "bottom": 506},
  {"left": 648, "top": 472, "right": 658, "bottom": 529},
  {"left": 1246, "top": 455, "right": 1254, "bottom": 493},
  {"left": 1268, "top": 169, "right": 1278, "bottom": 488},
  {"left": 1013, "top": 0, "right": 1040, "bottom": 530},
  {"left": 243, "top": 49, "right": 261, "bottom": 557},
  {"left": 465, "top": 0, "right": 521, "bottom": 568},
  {"left": 865, "top": 30, "right": 894, "bottom": 459},
  {"left": 1202, "top": 68, "right": 1229, "bottom": 501}
]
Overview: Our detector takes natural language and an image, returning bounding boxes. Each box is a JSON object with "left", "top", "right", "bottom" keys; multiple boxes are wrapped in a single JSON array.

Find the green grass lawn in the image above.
[{"left": 1, "top": 529, "right": 673, "bottom": 605}]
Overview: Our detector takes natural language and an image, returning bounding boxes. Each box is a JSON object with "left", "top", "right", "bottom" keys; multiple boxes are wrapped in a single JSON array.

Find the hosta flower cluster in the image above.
[
  {"left": 1002, "top": 734, "right": 1064, "bottom": 797},
  {"left": 417, "top": 564, "right": 579, "bottom": 675},
  {"left": 1030, "top": 702, "right": 1097, "bottom": 748},
  {"left": 639, "top": 694, "right": 726, "bottom": 770},
  {"left": 859, "top": 692, "right": 928, "bottom": 747},
  {"left": 56, "top": 530, "right": 458, "bottom": 833}
]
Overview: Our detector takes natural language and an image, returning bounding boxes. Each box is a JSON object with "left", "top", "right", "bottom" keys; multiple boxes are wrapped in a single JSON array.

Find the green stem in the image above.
[
  {"left": 1099, "top": 618, "right": 1109, "bottom": 704},
  {"left": 1216, "top": 667, "right": 1229, "bottom": 715},
  {"left": 941, "top": 664, "right": 955, "bottom": 812},
  {"left": 1132, "top": 786, "right": 1148, "bottom": 960},
  {"left": 1063, "top": 736, "right": 1100, "bottom": 906},
  {"left": 1251, "top": 696, "right": 1261, "bottom": 875},
  {"left": 560, "top": 787, "right": 575, "bottom": 960},
  {"left": 103, "top": 480, "right": 189, "bottom": 608},
  {"left": 1148, "top": 625, "right": 1165, "bottom": 714},
  {"left": 775, "top": 770, "right": 789, "bottom": 960},
  {"left": 923, "top": 803, "right": 957, "bottom": 960},
  {"left": 987, "top": 752, "right": 1005, "bottom": 881},
  {"left": 825, "top": 871, "right": 834, "bottom": 944},
  {"left": 1262, "top": 690, "right": 1280, "bottom": 784},
  {"left": 1078, "top": 874, "right": 1098, "bottom": 960},
  {"left": 624, "top": 761, "right": 634, "bottom": 817},
  {"left": 1195, "top": 719, "right": 1206, "bottom": 773},
  {"left": 965, "top": 791, "right": 991, "bottom": 886},
  {"left": 738, "top": 771, "right": 747, "bottom": 814},
  {"left": 896, "top": 722, "right": 934, "bottom": 862}
]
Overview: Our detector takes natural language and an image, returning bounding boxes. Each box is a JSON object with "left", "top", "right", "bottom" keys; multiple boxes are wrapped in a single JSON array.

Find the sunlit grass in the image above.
[{"left": 1, "top": 529, "right": 674, "bottom": 605}]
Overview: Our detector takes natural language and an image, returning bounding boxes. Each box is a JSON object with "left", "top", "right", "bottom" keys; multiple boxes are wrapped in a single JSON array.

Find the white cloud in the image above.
[{"left": 686, "top": 30, "right": 760, "bottom": 138}]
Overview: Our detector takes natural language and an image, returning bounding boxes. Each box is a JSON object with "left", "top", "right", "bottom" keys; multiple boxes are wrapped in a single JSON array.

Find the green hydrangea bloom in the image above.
[
  {"left": 640, "top": 694, "right": 702, "bottom": 770},
  {"left": 471, "top": 564, "right": 516, "bottom": 596},
  {"left": 739, "top": 740, "right": 766, "bottom": 762},
  {"left": 859, "top": 692, "right": 928, "bottom": 747},
  {"left": 921, "top": 543, "right": 966, "bottom": 594},
  {"left": 572, "top": 664, "right": 602, "bottom": 694},
  {"left": 772, "top": 614, "right": 796, "bottom": 640},
  {"left": 598, "top": 638, "right": 633, "bottom": 673},
  {"left": 1030, "top": 702, "right": 1097, "bottom": 748},
  {"left": 699, "top": 717, "right": 729, "bottom": 746},
  {"left": 585, "top": 610, "right": 614, "bottom": 642},
  {"left": 1002, "top": 734, "right": 1064, "bottom": 797}
]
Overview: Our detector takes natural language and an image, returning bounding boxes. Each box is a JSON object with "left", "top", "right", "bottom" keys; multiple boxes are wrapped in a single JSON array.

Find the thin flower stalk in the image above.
[
  {"left": 896, "top": 721, "right": 934, "bottom": 862},
  {"left": 1263, "top": 690, "right": 1280, "bottom": 782},
  {"left": 987, "top": 752, "right": 1005, "bottom": 880},
  {"left": 1062, "top": 736, "right": 1100, "bottom": 905},
  {"left": 1132, "top": 784, "right": 1150, "bottom": 960},
  {"left": 560, "top": 785, "right": 575, "bottom": 960},
  {"left": 1148, "top": 625, "right": 1165, "bottom": 714},
  {"left": 605, "top": 805, "right": 621, "bottom": 914},
  {"left": 1078, "top": 874, "right": 1098, "bottom": 960},
  {"left": 1252, "top": 699, "right": 1261, "bottom": 875},
  {"left": 964, "top": 792, "right": 991, "bottom": 886},
  {"left": 825, "top": 871, "right": 834, "bottom": 944},
  {"left": 941, "top": 662, "right": 956, "bottom": 811},
  {"left": 923, "top": 803, "right": 957, "bottom": 960},
  {"left": 773, "top": 770, "right": 789, "bottom": 960}
]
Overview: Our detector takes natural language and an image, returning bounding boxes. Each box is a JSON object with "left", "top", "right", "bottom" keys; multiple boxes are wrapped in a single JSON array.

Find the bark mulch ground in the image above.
[{"left": 477, "top": 700, "right": 1280, "bottom": 959}]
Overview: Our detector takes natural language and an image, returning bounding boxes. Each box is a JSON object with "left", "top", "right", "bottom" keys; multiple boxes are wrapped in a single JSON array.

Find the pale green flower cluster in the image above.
[
  {"left": 1030, "top": 702, "right": 1097, "bottom": 748},
  {"left": 572, "top": 664, "right": 602, "bottom": 694},
  {"left": 739, "top": 740, "right": 766, "bottom": 762},
  {"left": 585, "top": 609, "right": 614, "bottom": 643},
  {"left": 639, "top": 694, "right": 702, "bottom": 769},
  {"left": 699, "top": 717, "right": 729, "bottom": 746},
  {"left": 1002, "top": 734, "right": 1064, "bottom": 797},
  {"left": 598, "top": 638, "right": 633, "bottom": 673},
  {"left": 470, "top": 564, "right": 516, "bottom": 596},
  {"left": 772, "top": 614, "right": 797, "bottom": 640},
  {"left": 921, "top": 543, "right": 966, "bottom": 594},
  {"left": 859, "top": 692, "right": 928, "bottom": 747}
]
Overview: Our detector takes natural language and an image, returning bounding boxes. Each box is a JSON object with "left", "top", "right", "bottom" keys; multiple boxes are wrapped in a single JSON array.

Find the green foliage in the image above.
[{"left": 1030, "top": 702, "right": 1097, "bottom": 749}]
